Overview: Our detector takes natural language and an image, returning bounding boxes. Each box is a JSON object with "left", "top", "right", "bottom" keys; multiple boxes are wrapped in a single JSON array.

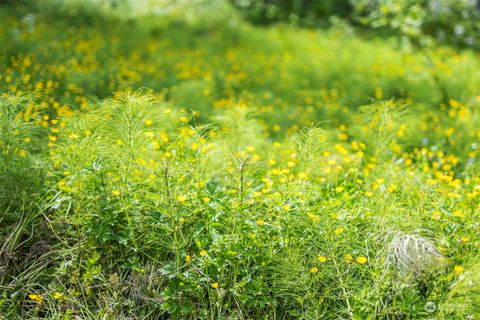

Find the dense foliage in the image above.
[
  {"left": 232, "top": 0, "right": 480, "bottom": 50},
  {"left": 1, "top": 1, "right": 479, "bottom": 319}
]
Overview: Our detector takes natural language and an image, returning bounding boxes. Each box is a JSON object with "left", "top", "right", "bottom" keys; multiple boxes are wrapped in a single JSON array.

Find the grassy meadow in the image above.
[{"left": 1, "top": 1, "right": 480, "bottom": 319}]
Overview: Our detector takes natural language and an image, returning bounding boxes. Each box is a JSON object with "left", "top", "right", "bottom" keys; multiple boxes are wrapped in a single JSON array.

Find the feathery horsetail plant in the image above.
[
  {"left": 0, "top": 95, "right": 50, "bottom": 318},
  {"left": 0, "top": 89, "right": 478, "bottom": 318},
  {"left": 0, "top": 95, "right": 42, "bottom": 207},
  {"left": 51, "top": 91, "right": 480, "bottom": 318}
]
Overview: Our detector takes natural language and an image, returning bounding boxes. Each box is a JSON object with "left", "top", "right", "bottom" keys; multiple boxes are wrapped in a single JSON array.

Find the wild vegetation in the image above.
[{"left": 1, "top": 0, "right": 479, "bottom": 319}]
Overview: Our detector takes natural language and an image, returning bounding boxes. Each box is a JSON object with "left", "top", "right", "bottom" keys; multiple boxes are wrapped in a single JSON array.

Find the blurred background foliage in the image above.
[
  {"left": 0, "top": 0, "right": 480, "bottom": 49},
  {"left": 230, "top": 0, "right": 480, "bottom": 50},
  {"left": 3, "top": 0, "right": 479, "bottom": 50}
]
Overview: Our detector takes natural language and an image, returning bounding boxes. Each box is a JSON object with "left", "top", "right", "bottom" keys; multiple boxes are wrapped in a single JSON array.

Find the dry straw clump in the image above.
[{"left": 388, "top": 234, "right": 443, "bottom": 277}]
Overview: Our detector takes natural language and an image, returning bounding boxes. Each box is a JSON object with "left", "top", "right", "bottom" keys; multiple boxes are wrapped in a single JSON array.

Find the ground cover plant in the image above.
[{"left": 0, "top": 0, "right": 479, "bottom": 319}]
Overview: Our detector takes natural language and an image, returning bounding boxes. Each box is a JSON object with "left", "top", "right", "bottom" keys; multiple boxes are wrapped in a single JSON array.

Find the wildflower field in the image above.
[{"left": 1, "top": 0, "right": 479, "bottom": 319}]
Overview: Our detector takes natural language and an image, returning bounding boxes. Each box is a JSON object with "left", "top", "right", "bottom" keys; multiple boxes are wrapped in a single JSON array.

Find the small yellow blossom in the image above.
[
  {"left": 211, "top": 282, "right": 219, "bottom": 289},
  {"left": 28, "top": 293, "right": 44, "bottom": 304},
  {"left": 453, "top": 265, "right": 464, "bottom": 275},
  {"left": 256, "top": 219, "right": 265, "bottom": 226},
  {"left": 432, "top": 211, "right": 441, "bottom": 219},
  {"left": 52, "top": 292, "right": 63, "bottom": 300},
  {"left": 199, "top": 250, "right": 207, "bottom": 257},
  {"left": 453, "top": 210, "right": 464, "bottom": 218},
  {"left": 310, "top": 267, "right": 319, "bottom": 273},
  {"left": 356, "top": 256, "right": 368, "bottom": 264},
  {"left": 318, "top": 256, "right": 327, "bottom": 263},
  {"left": 185, "top": 254, "right": 191, "bottom": 263},
  {"left": 307, "top": 212, "right": 320, "bottom": 223}
]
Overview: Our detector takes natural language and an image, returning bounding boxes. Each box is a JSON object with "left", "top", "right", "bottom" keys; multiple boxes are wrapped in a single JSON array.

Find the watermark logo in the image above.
[{"left": 424, "top": 301, "right": 436, "bottom": 313}]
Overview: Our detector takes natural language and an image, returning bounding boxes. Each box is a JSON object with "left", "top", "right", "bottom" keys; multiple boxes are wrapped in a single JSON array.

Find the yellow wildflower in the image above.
[
  {"left": 453, "top": 210, "right": 464, "bottom": 218},
  {"left": 317, "top": 256, "right": 327, "bottom": 263},
  {"left": 454, "top": 265, "right": 464, "bottom": 275},
  {"left": 28, "top": 293, "right": 44, "bottom": 304},
  {"left": 356, "top": 256, "right": 368, "bottom": 264},
  {"left": 52, "top": 292, "right": 63, "bottom": 300}
]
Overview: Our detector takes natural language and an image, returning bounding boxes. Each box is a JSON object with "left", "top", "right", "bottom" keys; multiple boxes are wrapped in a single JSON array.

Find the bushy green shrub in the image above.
[
  {"left": 231, "top": 0, "right": 480, "bottom": 50},
  {"left": 0, "top": 95, "right": 42, "bottom": 207},
  {"left": 230, "top": 0, "right": 353, "bottom": 26},
  {"left": 353, "top": 0, "right": 480, "bottom": 50}
]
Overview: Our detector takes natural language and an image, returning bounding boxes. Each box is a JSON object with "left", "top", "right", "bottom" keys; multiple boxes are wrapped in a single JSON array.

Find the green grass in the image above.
[{"left": 0, "top": 1, "right": 479, "bottom": 319}]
